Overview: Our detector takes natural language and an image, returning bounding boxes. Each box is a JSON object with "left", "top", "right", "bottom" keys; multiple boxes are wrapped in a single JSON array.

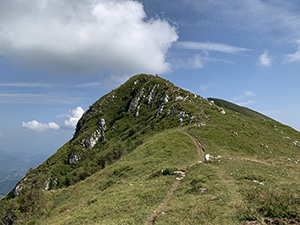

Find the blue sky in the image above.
[{"left": 1, "top": 0, "right": 300, "bottom": 157}]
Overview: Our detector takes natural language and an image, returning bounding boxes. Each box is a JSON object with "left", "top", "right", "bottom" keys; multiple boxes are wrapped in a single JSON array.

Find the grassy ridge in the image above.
[
  {"left": 0, "top": 74, "right": 299, "bottom": 224},
  {"left": 208, "top": 98, "right": 272, "bottom": 121},
  {"left": 18, "top": 129, "right": 199, "bottom": 224}
]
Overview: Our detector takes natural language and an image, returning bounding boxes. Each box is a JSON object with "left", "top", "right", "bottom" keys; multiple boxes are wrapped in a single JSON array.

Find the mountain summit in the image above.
[{"left": 1, "top": 74, "right": 300, "bottom": 224}]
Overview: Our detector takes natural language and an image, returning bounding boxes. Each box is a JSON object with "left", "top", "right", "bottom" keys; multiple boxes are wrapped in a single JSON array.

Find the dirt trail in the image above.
[
  {"left": 145, "top": 132, "right": 203, "bottom": 225},
  {"left": 146, "top": 179, "right": 181, "bottom": 225},
  {"left": 183, "top": 132, "right": 205, "bottom": 157}
]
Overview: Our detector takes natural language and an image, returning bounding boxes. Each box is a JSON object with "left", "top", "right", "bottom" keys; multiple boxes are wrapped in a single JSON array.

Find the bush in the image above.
[{"left": 162, "top": 168, "right": 177, "bottom": 176}]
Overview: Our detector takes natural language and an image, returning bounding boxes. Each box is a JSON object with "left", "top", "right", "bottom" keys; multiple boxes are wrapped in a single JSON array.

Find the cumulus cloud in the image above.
[
  {"left": 0, "top": 0, "right": 178, "bottom": 75},
  {"left": 284, "top": 40, "right": 300, "bottom": 63},
  {"left": 64, "top": 107, "right": 85, "bottom": 128},
  {"left": 22, "top": 120, "right": 60, "bottom": 132},
  {"left": 257, "top": 50, "right": 271, "bottom": 67}
]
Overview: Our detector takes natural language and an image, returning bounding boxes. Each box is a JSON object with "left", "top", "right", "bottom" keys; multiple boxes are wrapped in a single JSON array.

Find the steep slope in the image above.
[
  {"left": 208, "top": 98, "right": 272, "bottom": 121},
  {"left": 0, "top": 74, "right": 300, "bottom": 225}
]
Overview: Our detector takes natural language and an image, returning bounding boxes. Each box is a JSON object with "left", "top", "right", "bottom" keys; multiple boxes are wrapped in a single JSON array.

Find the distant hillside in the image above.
[
  {"left": 0, "top": 151, "right": 47, "bottom": 197},
  {"left": 208, "top": 97, "right": 272, "bottom": 121},
  {"left": 1, "top": 74, "right": 299, "bottom": 225},
  {"left": 0, "top": 180, "right": 19, "bottom": 197}
]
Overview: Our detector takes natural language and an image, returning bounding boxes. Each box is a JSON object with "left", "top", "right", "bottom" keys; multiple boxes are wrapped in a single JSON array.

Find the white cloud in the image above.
[
  {"left": 0, "top": 93, "right": 84, "bottom": 104},
  {"left": 200, "top": 85, "right": 209, "bottom": 92},
  {"left": 188, "top": 1, "right": 300, "bottom": 43},
  {"left": 73, "top": 82, "right": 101, "bottom": 88},
  {"left": 64, "top": 107, "right": 85, "bottom": 129},
  {"left": 176, "top": 41, "right": 250, "bottom": 54},
  {"left": 245, "top": 91, "right": 255, "bottom": 97},
  {"left": 257, "top": 50, "right": 271, "bottom": 67},
  {"left": 284, "top": 40, "right": 300, "bottom": 63},
  {"left": 237, "top": 100, "right": 255, "bottom": 106},
  {"left": 0, "top": 83, "right": 56, "bottom": 87},
  {"left": 22, "top": 120, "right": 60, "bottom": 132},
  {"left": 192, "top": 55, "right": 204, "bottom": 69},
  {"left": 0, "top": 0, "right": 178, "bottom": 75},
  {"left": 232, "top": 91, "right": 256, "bottom": 106}
]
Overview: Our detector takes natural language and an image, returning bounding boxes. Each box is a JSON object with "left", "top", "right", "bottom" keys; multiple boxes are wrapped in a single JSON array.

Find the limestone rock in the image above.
[
  {"left": 82, "top": 129, "right": 101, "bottom": 150},
  {"left": 157, "top": 105, "right": 164, "bottom": 117},
  {"left": 146, "top": 84, "right": 157, "bottom": 104},
  {"left": 99, "top": 119, "right": 106, "bottom": 128},
  {"left": 13, "top": 182, "right": 23, "bottom": 196},
  {"left": 189, "top": 116, "right": 195, "bottom": 123},
  {"left": 128, "top": 88, "right": 144, "bottom": 111},
  {"left": 177, "top": 111, "right": 189, "bottom": 118},
  {"left": 292, "top": 140, "right": 300, "bottom": 147},
  {"left": 175, "top": 96, "right": 183, "bottom": 101},
  {"left": 161, "top": 95, "right": 169, "bottom": 103},
  {"left": 69, "top": 154, "right": 81, "bottom": 164},
  {"left": 204, "top": 153, "right": 211, "bottom": 162}
]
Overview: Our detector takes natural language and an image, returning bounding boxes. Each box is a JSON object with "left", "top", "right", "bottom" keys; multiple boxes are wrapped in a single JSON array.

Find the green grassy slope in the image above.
[
  {"left": 1, "top": 74, "right": 300, "bottom": 224},
  {"left": 208, "top": 98, "right": 272, "bottom": 121}
]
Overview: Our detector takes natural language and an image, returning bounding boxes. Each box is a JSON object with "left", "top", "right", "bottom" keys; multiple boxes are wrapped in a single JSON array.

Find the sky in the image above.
[{"left": 1, "top": 0, "right": 300, "bottom": 157}]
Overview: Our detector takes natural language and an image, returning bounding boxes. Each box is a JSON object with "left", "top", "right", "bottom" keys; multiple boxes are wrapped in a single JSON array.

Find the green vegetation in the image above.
[
  {"left": 0, "top": 74, "right": 299, "bottom": 224},
  {"left": 208, "top": 97, "right": 272, "bottom": 121}
]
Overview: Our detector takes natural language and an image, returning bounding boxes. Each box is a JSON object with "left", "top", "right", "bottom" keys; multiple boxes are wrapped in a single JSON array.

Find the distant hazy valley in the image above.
[{"left": 0, "top": 151, "right": 47, "bottom": 198}]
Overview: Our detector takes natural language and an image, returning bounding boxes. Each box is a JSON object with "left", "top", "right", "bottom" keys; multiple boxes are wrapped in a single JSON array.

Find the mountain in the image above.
[
  {"left": 207, "top": 98, "right": 272, "bottom": 121},
  {"left": 0, "top": 74, "right": 300, "bottom": 225}
]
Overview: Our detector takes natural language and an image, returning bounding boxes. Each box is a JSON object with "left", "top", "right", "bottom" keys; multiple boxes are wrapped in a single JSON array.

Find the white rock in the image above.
[
  {"left": 175, "top": 96, "right": 184, "bottom": 101},
  {"left": 156, "top": 105, "right": 164, "bottom": 117},
  {"left": 14, "top": 182, "right": 23, "bottom": 196},
  {"left": 82, "top": 129, "right": 101, "bottom": 150},
  {"left": 99, "top": 118, "right": 105, "bottom": 128},
  {"left": 173, "top": 171, "right": 186, "bottom": 177},
  {"left": 220, "top": 109, "right": 226, "bottom": 115},
  {"left": 69, "top": 154, "right": 81, "bottom": 164},
  {"left": 161, "top": 95, "right": 169, "bottom": 103},
  {"left": 204, "top": 154, "right": 211, "bottom": 162}
]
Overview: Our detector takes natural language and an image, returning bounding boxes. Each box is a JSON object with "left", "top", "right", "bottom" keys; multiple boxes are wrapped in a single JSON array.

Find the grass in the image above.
[
  {"left": 21, "top": 129, "right": 198, "bottom": 224},
  {"left": 1, "top": 74, "right": 300, "bottom": 224}
]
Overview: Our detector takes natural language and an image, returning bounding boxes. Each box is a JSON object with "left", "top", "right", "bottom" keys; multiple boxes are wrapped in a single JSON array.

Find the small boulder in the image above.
[
  {"left": 204, "top": 154, "right": 211, "bottom": 162},
  {"left": 99, "top": 118, "right": 105, "bottom": 128}
]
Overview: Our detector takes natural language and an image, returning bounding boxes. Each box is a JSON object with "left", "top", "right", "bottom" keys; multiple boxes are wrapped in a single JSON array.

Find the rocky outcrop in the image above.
[
  {"left": 81, "top": 129, "right": 101, "bottom": 150},
  {"left": 69, "top": 154, "right": 81, "bottom": 165},
  {"left": 99, "top": 119, "right": 106, "bottom": 128},
  {"left": 161, "top": 95, "right": 169, "bottom": 103},
  {"left": 128, "top": 88, "right": 145, "bottom": 112},
  {"left": 146, "top": 84, "right": 158, "bottom": 104},
  {"left": 13, "top": 181, "right": 23, "bottom": 196},
  {"left": 156, "top": 105, "right": 164, "bottom": 117}
]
